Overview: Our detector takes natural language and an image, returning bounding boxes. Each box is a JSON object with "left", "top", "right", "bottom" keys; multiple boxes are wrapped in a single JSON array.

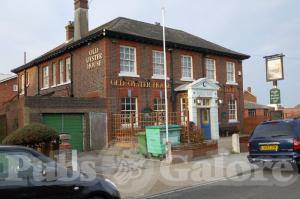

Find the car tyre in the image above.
[{"left": 89, "top": 196, "right": 105, "bottom": 199}]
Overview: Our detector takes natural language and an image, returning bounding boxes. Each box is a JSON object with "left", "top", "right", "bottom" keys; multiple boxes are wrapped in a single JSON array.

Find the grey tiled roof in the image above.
[
  {"left": 12, "top": 17, "right": 250, "bottom": 73},
  {"left": 244, "top": 101, "right": 273, "bottom": 110}
]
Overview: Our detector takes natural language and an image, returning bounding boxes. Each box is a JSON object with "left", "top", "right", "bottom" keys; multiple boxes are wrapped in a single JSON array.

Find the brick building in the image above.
[
  {"left": 7, "top": 0, "right": 250, "bottom": 151},
  {"left": 243, "top": 87, "right": 274, "bottom": 135},
  {"left": 0, "top": 74, "right": 18, "bottom": 141}
]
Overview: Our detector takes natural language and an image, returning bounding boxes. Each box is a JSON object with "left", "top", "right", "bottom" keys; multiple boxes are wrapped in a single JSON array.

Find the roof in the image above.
[
  {"left": 12, "top": 17, "right": 250, "bottom": 73},
  {"left": 0, "top": 73, "right": 17, "bottom": 83},
  {"left": 244, "top": 101, "right": 274, "bottom": 110},
  {"left": 295, "top": 104, "right": 300, "bottom": 109}
]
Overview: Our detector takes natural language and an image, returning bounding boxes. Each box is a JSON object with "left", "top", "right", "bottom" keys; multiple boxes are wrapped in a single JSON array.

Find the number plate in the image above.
[{"left": 260, "top": 145, "right": 279, "bottom": 151}]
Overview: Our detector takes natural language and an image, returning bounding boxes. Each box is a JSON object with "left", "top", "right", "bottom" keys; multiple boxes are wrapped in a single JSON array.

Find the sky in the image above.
[{"left": 0, "top": 0, "right": 299, "bottom": 107}]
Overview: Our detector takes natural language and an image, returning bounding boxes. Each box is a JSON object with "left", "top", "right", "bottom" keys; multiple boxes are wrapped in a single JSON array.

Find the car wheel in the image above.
[{"left": 292, "top": 164, "right": 300, "bottom": 174}]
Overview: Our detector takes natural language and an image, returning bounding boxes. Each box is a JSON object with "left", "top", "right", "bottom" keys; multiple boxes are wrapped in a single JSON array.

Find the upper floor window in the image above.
[
  {"left": 52, "top": 63, "right": 56, "bottom": 86},
  {"left": 206, "top": 59, "right": 216, "bottom": 81},
  {"left": 228, "top": 100, "right": 238, "bottom": 122},
  {"left": 66, "top": 57, "right": 71, "bottom": 83},
  {"left": 181, "top": 55, "right": 193, "bottom": 80},
  {"left": 152, "top": 51, "right": 165, "bottom": 77},
  {"left": 42, "top": 66, "right": 49, "bottom": 89},
  {"left": 226, "top": 62, "right": 236, "bottom": 83},
  {"left": 59, "top": 60, "right": 65, "bottom": 84},
  {"left": 20, "top": 74, "right": 25, "bottom": 95},
  {"left": 120, "top": 46, "right": 137, "bottom": 76}
]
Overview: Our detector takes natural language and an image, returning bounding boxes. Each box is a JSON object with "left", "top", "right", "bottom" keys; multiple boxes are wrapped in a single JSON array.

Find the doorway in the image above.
[{"left": 197, "top": 108, "right": 211, "bottom": 140}]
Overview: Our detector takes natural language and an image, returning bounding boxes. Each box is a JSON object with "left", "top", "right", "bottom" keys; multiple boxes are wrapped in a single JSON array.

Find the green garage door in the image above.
[{"left": 43, "top": 114, "right": 84, "bottom": 151}]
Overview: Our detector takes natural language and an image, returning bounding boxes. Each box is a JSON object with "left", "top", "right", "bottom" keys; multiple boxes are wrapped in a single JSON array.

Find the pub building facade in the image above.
[{"left": 9, "top": 0, "right": 250, "bottom": 151}]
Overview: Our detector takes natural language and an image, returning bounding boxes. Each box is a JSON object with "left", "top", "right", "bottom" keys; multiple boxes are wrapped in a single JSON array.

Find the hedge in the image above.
[{"left": 2, "top": 123, "right": 59, "bottom": 146}]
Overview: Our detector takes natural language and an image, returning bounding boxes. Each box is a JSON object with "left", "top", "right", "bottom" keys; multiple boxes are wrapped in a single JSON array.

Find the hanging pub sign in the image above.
[
  {"left": 270, "top": 88, "right": 281, "bottom": 104},
  {"left": 264, "top": 54, "right": 284, "bottom": 82}
]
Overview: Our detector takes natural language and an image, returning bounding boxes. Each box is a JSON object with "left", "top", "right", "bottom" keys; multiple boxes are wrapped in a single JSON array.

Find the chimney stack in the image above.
[
  {"left": 65, "top": 21, "right": 74, "bottom": 41},
  {"left": 74, "top": 0, "right": 89, "bottom": 41},
  {"left": 247, "top": 87, "right": 252, "bottom": 93}
]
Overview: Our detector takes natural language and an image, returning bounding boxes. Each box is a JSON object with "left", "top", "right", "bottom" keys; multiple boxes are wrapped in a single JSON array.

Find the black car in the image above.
[
  {"left": 248, "top": 118, "right": 300, "bottom": 172},
  {"left": 0, "top": 145, "right": 121, "bottom": 199}
]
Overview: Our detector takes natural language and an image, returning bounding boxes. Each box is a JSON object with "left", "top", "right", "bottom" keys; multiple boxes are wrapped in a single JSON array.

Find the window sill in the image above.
[
  {"left": 228, "top": 120, "right": 240, "bottom": 124},
  {"left": 152, "top": 75, "right": 170, "bottom": 80},
  {"left": 226, "top": 82, "right": 238, "bottom": 86},
  {"left": 57, "top": 81, "right": 71, "bottom": 86},
  {"left": 41, "top": 87, "right": 49, "bottom": 90},
  {"left": 119, "top": 73, "right": 140, "bottom": 78},
  {"left": 180, "top": 77, "right": 194, "bottom": 82}
]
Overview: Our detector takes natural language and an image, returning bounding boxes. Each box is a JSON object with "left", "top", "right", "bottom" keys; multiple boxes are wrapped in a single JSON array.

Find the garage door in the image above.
[{"left": 43, "top": 114, "right": 84, "bottom": 151}]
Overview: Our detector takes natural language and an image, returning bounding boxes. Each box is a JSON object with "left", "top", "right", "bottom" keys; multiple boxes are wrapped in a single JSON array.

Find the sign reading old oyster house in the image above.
[
  {"left": 110, "top": 79, "right": 171, "bottom": 89},
  {"left": 86, "top": 47, "right": 103, "bottom": 70}
]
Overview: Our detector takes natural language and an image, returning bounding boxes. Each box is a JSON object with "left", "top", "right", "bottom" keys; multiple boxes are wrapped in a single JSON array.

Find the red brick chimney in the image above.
[
  {"left": 74, "top": 0, "right": 89, "bottom": 41},
  {"left": 65, "top": 21, "right": 74, "bottom": 41}
]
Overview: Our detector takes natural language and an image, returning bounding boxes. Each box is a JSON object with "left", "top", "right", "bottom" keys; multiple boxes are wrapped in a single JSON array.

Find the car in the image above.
[
  {"left": 0, "top": 145, "right": 121, "bottom": 199},
  {"left": 248, "top": 118, "right": 300, "bottom": 172}
]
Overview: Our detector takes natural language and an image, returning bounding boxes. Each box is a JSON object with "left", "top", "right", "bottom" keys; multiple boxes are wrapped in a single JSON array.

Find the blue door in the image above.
[{"left": 200, "top": 109, "right": 211, "bottom": 140}]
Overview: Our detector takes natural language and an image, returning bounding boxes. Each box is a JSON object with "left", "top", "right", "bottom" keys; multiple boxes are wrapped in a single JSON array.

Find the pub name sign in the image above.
[
  {"left": 110, "top": 79, "right": 171, "bottom": 89},
  {"left": 86, "top": 47, "right": 103, "bottom": 70}
]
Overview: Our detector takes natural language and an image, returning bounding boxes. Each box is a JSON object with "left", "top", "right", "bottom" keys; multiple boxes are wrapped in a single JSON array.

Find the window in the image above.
[
  {"left": 59, "top": 60, "right": 65, "bottom": 84},
  {"left": 181, "top": 56, "right": 193, "bottom": 80},
  {"left": 228, "top": 100, "right": 238, "bottom": 122},
  {"left": 120, "top": 46, "right": 136, "bottom": 76},
  {"left": 42, "top": 66, "right": 49, "bottom": 89},
  {"left": 52, "top": 63, "right": 56, "bottom": 86},
  {"left": 12, "top": 84, "right": 18, "bottom": 92},
  {"left": 227, "top": 62, "right": 235, "bottom": 83},
  {"left": 66, "top": 58, "right": 71, "bottom": 83},
  {"left": 206, "top": 59, "right": 216, "bottom": 81},
  {"left": 121, "top": 97, "right": 138, "bottom": 125},
  {"left": 180, "top": 97, "right": 189, "bottom": 124},
  {"left": 153, "top": 98, "right": 165, "bottom": 112},
  {"left": 264, "top": 109, "right": 270, "bottom": 117},
  {"left": 25, "top": 71, "right": 30, "bottom": 86},
  {"left": 20, "top": 74, "right": 25, "bottom": 95},
  {"left": 152, "top": 51, "right": 165, "bottom": 77},
  {"left": 248, "top": 109, "right": 256, "bottom": 117}
]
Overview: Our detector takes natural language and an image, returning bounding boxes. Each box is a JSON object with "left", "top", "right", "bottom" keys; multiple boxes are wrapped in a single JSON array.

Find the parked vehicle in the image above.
[
  {"left": 248, "top": 118, "right": 300, "bottom": 172},
  {"left": 0, "top": 145, "right": 121, "bottom": 199}
]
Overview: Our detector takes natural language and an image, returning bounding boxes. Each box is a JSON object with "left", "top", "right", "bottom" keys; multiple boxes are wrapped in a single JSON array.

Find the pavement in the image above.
[{"left": 77, "top": 139, "right": 257, "bottom": 199}]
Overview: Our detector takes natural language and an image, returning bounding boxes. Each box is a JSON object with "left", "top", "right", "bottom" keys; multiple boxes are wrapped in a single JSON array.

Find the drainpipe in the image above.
[
  {"left": 37, "top": 66, "right": 40, "bottom": 95},
  {"left": 169, "top": 48, "right": 176, "bottom": 112},
  {"left": 70, "top": 52, "right": 74, "bottom": 97}
]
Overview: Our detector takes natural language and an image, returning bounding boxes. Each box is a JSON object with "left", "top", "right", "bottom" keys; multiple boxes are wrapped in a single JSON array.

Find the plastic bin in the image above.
[
  {"left": 145, "top": 125, "right": 181, "bottom": 157},
  {"left": 136, "top": 132, "right": 148, "bottom": 156}
]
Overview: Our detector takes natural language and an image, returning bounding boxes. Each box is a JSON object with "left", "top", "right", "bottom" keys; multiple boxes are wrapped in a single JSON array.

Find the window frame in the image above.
[
  {"left": 52, "top": 63, "right": 57, "bottom": 87},
  {"left": 206, "top": 58, "right": 216, "bottom": 81},
  {"left": 228, "top": 100, "right": 238, "bottom": 123},
  {"left": 152, "top": 50, "right": 167, "bottom": 79},
  {"left": 181, "top": 55, "right": 193, "bottom": 81},
  {"left": 59, "top": 60, "right": 65, "bottom": 85},
  {"left": 153, "top": 97, "right": 166, "bottom": 112},
  {"left": 65, "top": 57, "right": 71, "bottom": 83},
  {"left": 226, "top": 62, "right": 236, "bottom": 84},
  {"left": 42, "top": 66, "right": 49, "bottom": 89},
  {"left": 119, "top": 46, "right": 139, "bottom": 77},
  {"left": 20, "top": 74, "right": 25, "bottom": 95},
  {"left": 120, "top": 97, "right": 138, "bottom": 126}
]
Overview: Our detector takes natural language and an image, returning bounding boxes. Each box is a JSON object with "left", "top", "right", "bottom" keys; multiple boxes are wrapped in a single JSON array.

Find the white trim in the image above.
[
  {"left": 57, "top": 81, "right": 71, "bottom": 86},
  {"left": 118, "top": 72, "right": 140, "bottom": 78},
  {"left": 152, "top": 50, "right": 166, "bottom": 77},
  {"left": 180, "top": 77, "right": 194, "bottom": 82},
  {"left": 120, "top": 45, "right": 138, "bottom": 75},
  {"left": 226, "top": 62, "right": 236, "bottom": 83},
  {"left": 229, "top": 120, "right": 240, "bottom": 124},
  {"left": 41, "top": 86, "right": 50, "bottom": 90},
  {"left": 226, "top": 82, "right": 238, "bottom": 86},
  {"left": 181, "top": 55, "right": 193, "bottom": 80},
  {"left": 205, "top": 58, "right": 217, "bottom": 81},
  {"left": 152, "top": 75, "right": 169, "bottom": 80}
]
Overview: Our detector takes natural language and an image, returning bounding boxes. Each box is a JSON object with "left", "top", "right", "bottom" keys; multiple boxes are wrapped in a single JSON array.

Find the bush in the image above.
[{"left": 2, "top": 123, "right": 59, "bottom": 146}]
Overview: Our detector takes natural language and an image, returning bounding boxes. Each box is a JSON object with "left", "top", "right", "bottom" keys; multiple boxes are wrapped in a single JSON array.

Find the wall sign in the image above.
[
  {"left": 110, "top": 79, "right": 171, "bottom": 89},
  {"left": 86, "top": 47, "right": 103, "bottom": 70}
]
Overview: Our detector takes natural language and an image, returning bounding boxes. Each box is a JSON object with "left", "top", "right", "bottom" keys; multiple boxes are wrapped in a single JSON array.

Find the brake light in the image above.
[{"left": 293, "top": 138, "right": 300, "bottom": 151}]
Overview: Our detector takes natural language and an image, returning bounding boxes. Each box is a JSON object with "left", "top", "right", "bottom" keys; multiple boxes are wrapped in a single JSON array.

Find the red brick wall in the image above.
[
  {"left": 0, "top": 78, "right": 17, "bottom": 109},
  {"left": 244, "top": 91, "right": 257, "bottom": 103}
]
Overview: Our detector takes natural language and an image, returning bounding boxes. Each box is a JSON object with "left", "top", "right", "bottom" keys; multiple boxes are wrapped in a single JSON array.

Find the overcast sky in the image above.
[{"left": 1, "top": 0, "right": 299, "bottom": 107}]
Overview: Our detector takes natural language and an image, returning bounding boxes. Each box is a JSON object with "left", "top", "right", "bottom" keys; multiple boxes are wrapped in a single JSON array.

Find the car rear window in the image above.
[{"left": 252, "top": 121, "right": 295, "bottom": 138}]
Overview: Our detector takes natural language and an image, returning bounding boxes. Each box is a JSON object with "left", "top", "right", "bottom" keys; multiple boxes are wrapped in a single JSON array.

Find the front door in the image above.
[{"left": 198, "top": 108, "right": 211, "bottom": 140}]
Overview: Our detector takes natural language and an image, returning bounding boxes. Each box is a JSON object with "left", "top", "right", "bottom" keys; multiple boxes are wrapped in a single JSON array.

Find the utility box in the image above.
[
  {"left": 145, "top": 125, "right": 181, "bottom": 157},
  {"left": 136, "top": 132, "right": 148, "bottom": 156}
]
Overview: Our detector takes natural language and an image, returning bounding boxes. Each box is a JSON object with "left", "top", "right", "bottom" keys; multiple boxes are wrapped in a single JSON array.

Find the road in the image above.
[{"left": 139, "top": 168, "right": 300, "bottom": 199}]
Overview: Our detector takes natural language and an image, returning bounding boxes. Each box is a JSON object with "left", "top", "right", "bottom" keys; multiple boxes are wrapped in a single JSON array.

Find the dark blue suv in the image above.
[{"left": 248, "top": 118, "right": 300, "bottom": 172}]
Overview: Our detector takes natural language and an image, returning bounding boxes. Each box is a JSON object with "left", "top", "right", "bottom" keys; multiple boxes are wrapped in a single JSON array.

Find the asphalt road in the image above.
[{"left": 140, "top": 168, "right": 300, "bottom": 199}]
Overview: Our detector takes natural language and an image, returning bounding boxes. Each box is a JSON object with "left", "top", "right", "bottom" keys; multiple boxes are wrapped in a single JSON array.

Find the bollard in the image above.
[{"left": 232, "top": 133, "right": 240, "bottom": 153}]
